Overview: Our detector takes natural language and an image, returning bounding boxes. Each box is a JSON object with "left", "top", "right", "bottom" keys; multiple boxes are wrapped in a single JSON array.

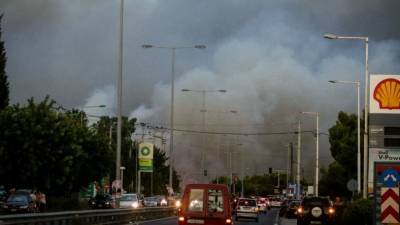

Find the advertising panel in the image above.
[{"left": 139, "top": 143, "right": 154, "bottom": 172}]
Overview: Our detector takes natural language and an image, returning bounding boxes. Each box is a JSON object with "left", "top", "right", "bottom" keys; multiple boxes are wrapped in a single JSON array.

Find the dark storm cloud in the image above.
[{"left": 1, "top": 0, "right": 400, "bottom": 183}]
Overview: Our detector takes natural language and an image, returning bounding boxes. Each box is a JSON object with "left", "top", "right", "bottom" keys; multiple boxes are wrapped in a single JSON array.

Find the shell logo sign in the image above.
[{"left": 370, "top": 75, "right": 400, "bottom": 114}]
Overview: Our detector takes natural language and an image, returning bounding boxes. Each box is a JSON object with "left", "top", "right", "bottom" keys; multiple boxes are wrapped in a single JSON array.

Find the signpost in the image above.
[{"left": 138, "top": 143, "right": 154, "bottom": 195}]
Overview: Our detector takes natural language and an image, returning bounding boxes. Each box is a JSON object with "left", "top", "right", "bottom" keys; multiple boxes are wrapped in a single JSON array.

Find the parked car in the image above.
[
  {"left": 143, "top": 196, "right": 158, "bottom": 207},
  {"left": 178, "top": 183, "right": 232, "bottom": 225},
  {"left": 120, "top": 193, "right": 139, "bottom": 209},
  {"left": 88, "top": 194, "right": 115, "bottom": 209},
  {"left": 297, "top": 196, "right": 335, "bottom": 225},
  {"left": 3, "top": 194, "right": 37, "bottom": 213},
  {"left": 235, "top": 198, "right": 259, "bottom": 222}
]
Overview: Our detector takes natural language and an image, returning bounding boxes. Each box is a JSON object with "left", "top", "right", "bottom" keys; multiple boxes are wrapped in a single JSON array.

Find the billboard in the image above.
[
  {"left": 370, "top": 75, "right": 400, "bottom": 114},
  {"left": 139, "top": 143, "right": 154, "bottom": 172},
  {"left": 369, "top": 148, "right": 400, "bottom": 192}
]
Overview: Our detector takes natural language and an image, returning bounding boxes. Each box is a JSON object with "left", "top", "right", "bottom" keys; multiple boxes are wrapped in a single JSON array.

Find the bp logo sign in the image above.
[
  {"left": 139, "top": 143, "right": 154, "bottom": 159},
  {"left": 139, "top": 143, "right": 154, "bottom": 172},
  {"left": 141, "top": 147, "right": 151, "bottom": 156}
]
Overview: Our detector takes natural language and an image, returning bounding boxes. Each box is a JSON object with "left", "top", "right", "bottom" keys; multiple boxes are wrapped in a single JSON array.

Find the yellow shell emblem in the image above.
[{"left": 374, "top": 78, "right": 400, "bottom": 109}]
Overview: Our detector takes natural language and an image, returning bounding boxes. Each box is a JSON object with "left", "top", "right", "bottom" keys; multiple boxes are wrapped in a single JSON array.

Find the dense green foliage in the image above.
[
  {"left": 93, "top": 117, "right": 180, "bottom": 195},
  {"left": 0, "top": 97, "right": 113, "bottom": 196},
  {"left": 320, "top": 111, "right": 362, "bottom": 198},
  {"left": 0, "top": 15, "right": 9, "bottom": 110},
  {"left": 342, "top": 198, "right": 373, "bottom": 225}
]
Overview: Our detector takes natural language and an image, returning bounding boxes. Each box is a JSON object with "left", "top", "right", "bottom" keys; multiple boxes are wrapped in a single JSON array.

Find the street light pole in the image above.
[
  {"left": 324, "top": 33, "right": 369, "bottom": 198},
  {"left": 143, "top": 44, "right": 206, "bottom": 190},
  {"left": 329, "top": 80, "right": 361, "bottom": 193},
  {"left": 116, "top": 0, "right": 124, "bottom": 187},
  {"left": 181, "top": 88, "right": 226, "bottom": 181},
  {"left": 301, "top": 111, "right": 320, "bottom": 196},
  {"left": 297, "top": 118, "right": 301, "bottom": 199}
]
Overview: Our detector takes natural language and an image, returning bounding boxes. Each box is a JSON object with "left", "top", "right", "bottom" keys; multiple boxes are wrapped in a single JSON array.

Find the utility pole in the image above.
[{"left": 297, "top": 119, "right": 301, "bottom": 199}]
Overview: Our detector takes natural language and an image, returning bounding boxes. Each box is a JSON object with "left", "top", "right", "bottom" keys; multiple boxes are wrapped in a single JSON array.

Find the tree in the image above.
[
  {"left": 0, "top": 97, "right": 113, "bottom": 196},
  {"left": 319, "top": 111, "right": 363, "bottom": 198},
  {"left": 92, "top": 117, "right": 180, "bottom": 195},
  {"left": 319, "top": 162, "right": 352, "bottom": 198},
  {"left": 328, "top": 111, "right": 362, "bottom": 177},
  {"left": 0, "top": 15, "right": 9, "bottom": 110}
]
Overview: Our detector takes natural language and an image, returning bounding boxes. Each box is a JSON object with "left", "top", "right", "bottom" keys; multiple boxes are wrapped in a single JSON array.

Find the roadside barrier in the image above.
[{"left": 0, "top": 206, "right": 176, "bottom": 225}]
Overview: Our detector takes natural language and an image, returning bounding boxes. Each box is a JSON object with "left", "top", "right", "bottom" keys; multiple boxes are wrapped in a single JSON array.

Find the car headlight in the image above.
[
  {"left": 3, "top": 205, "right": 8, "bottom": 208},
  {"left": 175, "top": 200, "right": 181, "bottom": 208},
  {"left": 132, "top": 202, "right": 139, "bottom": 208},
  {"left": 161, "top": 199, "right": 167, "bottom": 204},
  {"left": 105, "top": 202, "right": 110, "bottom": 205},
  {"left": 20, "top": 205, "right": 28, "bottom": 209}
]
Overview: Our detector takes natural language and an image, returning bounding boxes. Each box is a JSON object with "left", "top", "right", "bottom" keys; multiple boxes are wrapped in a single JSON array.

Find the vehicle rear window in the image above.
[
  {"left": 238, "top": 199, "right": 256, "bottom": 206},
  {"left": 188, "top": 189, "right": 204, "bottom": 212},
  {"left": 208, "top": 189, "right": 224, "bottom": 213},
  {"left": 302, "top": 198, "right": 330, "bottom": 207},
  {"left": 8, "top": 195, "right": 28, "bottom": 203},
  {"left": 121, "top": 195, "right": 137, "bottom": 201}
]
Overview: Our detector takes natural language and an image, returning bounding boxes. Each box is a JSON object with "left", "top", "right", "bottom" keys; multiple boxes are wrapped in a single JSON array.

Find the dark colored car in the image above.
[
  {"left": 88, "top": 194, "right": 115, "bottom": 209},
  {"left": 0, "top": 189, "right": 8, "bottom": 205},
  {"left": 297, "top": 197, "right": 335, "bottom": 225},
  {"left": 281, "top": 200, "right": 301, "bottom": 218},
  {"left": 3, "top": 194, "right": 37, "bottom": 213}
]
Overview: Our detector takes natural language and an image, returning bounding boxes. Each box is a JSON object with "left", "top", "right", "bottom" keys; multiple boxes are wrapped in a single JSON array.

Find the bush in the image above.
[{"left": 342, "top": 198, "right": 373, "bottom": 225}]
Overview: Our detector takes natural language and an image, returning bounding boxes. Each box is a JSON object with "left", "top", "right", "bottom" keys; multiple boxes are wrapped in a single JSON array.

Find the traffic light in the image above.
[
  {"left": 269, "top": 168, "right": 273, "bottom": 174},
  {"left": 204, "top": 169, "right": 208, "bottom": 176}
]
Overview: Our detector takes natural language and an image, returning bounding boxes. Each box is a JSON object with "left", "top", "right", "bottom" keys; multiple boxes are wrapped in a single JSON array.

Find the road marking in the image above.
[{"left": 274, "top": 210, "right": 280, "bottom": 225}]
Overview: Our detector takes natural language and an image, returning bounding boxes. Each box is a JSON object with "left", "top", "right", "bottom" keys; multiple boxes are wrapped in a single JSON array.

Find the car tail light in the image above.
[
  {"left": 179, "top": 217, "right": 185, "bottom": 222},
  {"left": 226, "top": 218, "right": 232, "bottom": 224},
  {"left": 297, "top": 207, "right": 303, "bottom": 214},
  {"left": 328, "top": 207, "right": 335, "bottom": 214}
]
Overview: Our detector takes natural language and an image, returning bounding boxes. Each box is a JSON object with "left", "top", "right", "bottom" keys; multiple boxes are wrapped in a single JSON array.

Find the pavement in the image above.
[
  {"left": 127, "top": 209, "right": 281, "bottom": 225},
  {"left": 279, "top": 217, "right": 296, "bottom": 225}
]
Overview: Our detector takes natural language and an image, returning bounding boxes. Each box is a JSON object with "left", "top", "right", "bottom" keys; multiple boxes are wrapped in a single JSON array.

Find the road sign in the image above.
[
  {"left": 380, "top": 168, "right": 400, "bottom": 188},
  {"left": 347, "top": 179, "right": 358, "bottom": 192},
  {"left": 381, "top": 187, "right": 400, "bottom": 223}
]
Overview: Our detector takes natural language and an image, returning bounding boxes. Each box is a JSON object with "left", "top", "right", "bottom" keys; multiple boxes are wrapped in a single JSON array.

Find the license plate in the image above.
[
  {"left": 98, "top": 204, "right": 102, "bottom": 207},
  {"left": 11, "top": 209, "right": 16, "bottom": 212},
  {"left": 187, "top": 219, "right": 204, "bottom": 224},
  {"left": 310, "top": 221, "right": 321, "bottom": 224}
]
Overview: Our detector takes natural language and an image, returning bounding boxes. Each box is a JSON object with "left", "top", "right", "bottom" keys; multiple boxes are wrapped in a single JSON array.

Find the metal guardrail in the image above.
[{"left": 0, "top": 207, "right": 176, "bottom": 225}]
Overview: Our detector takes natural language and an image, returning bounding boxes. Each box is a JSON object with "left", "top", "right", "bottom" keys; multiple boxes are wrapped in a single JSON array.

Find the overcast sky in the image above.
[{"left": 1, "top": 0, "right": 400, "bottom": 184}]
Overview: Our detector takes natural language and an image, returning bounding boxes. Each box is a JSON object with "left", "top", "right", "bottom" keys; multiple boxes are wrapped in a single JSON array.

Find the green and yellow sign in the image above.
[{"left": 139, "top": 143, "right": 154, "bottom": 172}]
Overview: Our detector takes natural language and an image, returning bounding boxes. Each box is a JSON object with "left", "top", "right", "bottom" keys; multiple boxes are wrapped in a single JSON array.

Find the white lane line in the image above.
[{"left": 274, "top": 210, "right": 280, "bottom": 225}]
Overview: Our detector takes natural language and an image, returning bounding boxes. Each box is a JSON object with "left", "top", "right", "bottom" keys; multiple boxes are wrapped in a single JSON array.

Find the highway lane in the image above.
[{"left": 127, "top": 209, "right": 280, "bottom": 225}]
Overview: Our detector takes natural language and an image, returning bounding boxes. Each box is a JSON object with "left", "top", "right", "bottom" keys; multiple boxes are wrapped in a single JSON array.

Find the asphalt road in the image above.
[{"left": 128, "top": 209, "right": 281, "bottom": 225}]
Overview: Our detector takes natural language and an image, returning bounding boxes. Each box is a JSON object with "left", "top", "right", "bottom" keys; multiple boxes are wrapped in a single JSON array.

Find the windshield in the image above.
[
  {"left": 238, "top": 199, "right": 257, "bottom": 206},
  {"left": 121, "top": 195, "right": 138, "bottom": 201}
]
